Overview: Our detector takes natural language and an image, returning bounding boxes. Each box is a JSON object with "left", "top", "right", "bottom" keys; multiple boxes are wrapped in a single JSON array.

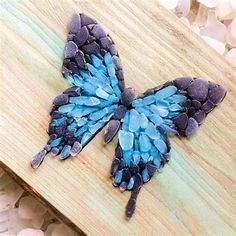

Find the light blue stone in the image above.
[
  {"left": 145, "top": 123, "right": 160, "bottom": 139},
  {"left": 134, "top": 136, "right": 139, "bottom": 151},
  {"left": 154, "top": 139, "right": 167, "bottom": 154},
  {"left": 156, "top": 100, "right": 169, "bottom": 108},
  {"left": 139, "top": 134, "right": 151, "bottom": 152},
  {"left": 81, "top": 132, "right": 93, "bottom": 146},
  {"left": 132, "top": 99, "right": 142, "bottom": 107},
  {"left": 103, "top": 85, "right": 114, "bottom": 94},
  {"left": 113, "top": 85, "right": 122, "bottom": 98},
  {"left": 160, "top": 124, "right": 178, "bottom": 135},
  {"left": 67, "top": 108, "right": 83, "bottom": 117},
  {"left": 84, "top": 97, "right": 101, "bottom": 106},
  {"left": 50, "top": 137, "right": 62, "bottom": 147},
  {"left": 122, "top": 111, "right": 130, "bottom": 130},
  {"left": 89, "top": 108, "right": 109, "bottom": 121},
  {"left": 142, "top": 168, "right": 150, "bottom": 182},
  {"left": 81, "top": 107, "right": 99, "bottom": 116},
  {"left": 96, "top": 71, "right": 109, "bottom": 84},
  {"left": 141, "top": 153, "right": 149, "bottom": 163},
  {"left": 123, "top": 150, "right": 133, "bottom": 166},
  {"left": 114, "top": 170, "right": 123, "bottom": 184},
  {"left": 73, "top": 74, "right": 84, "bottom": 87},
  {"left": 150, "top": 146, "right": 160, "bottom": 161},
  {"left": 136, "top": 107, "right": 152, "bottom": 117},
  {"left": 58, "top": 104, "right": 75, "bottom": 113},
  {"left": 88, "top": 120, "right": 105, "bottom": 134},
  {"left": 96, "top": 87, "right": 109, "bottom": 99},
  {"left": 87, "top": 64, "right": 98, "bottom": 76},
  {"left": 167, "top": 94, "right": 186, "bottom": 104},
  {"left": 153, "top": 155, "right": 161, "bottom": 168},
  {"left": 104, "top": 52, "right": 113, "bottom": 66},
  {"left": 64, "top": 73, "right": 74, "bottom": 84},
  {"left": 129, "top": 109, "right": 140, "bottom": 132},
  {"left": 163, "top": 119, "right": 173, "bottom": 125},
  {"left": 118, "top": 130, "right": 134, "bottom": 151},
  {"left": 167, "top": 112, "right": 180, "bottom": 118},
  {"left": 91, "top": 54, "right": 102, "bottom": 68},
  {"left": 155, "top": 86, "right": 177, "bottom": 100},
  {"left": 107, "top": 65, "right": 116, "bottom": 77},
  {"left": 169, "top": 104, "right": 183, "bottom": 112},
  {"left": 150, "top": 104, "right": 168, "bottom": 117},
  {"left": 127, "top": 177, "right": 135, "bottom": 190},
  {"left": 98, "top": 65, "right": 107, "bottom": 74},
  {"left": 67, "top": 121, "right": 77, "bottom": 130},
  {"left": 59, "top": 145, "right": 71, "bottom": 159},
  {"left": 149, "top": 114, "right": 163, "bottom": 126},
  {"left": 76, "top": 117, "right": 88, "bottom": 126},
  {"left": 83, "top": 82, "right": 97, "bottom": 95},
  {"left": 75, "top": 126, "right": 88, "bottom": 137},
  {"left": 110, "top": 75, "right": 118, "bottom": 87},
  {"left": 102, "top": 113, "right": 113, "bottom": 122},
  {"left": 143, "top": 95, "right": 156, "bottom": 105},
  {"left": 80, "top": 70, "right": 91, "bottom": 80},
  {"left": 51, "top": 117, "right": 67, "bottom": 126},
  {"left": 133, "top": 151, "right": 141, "bottom": 165},
  {"left": 139, "top": 113, "right": 149, "bottom": 129}
]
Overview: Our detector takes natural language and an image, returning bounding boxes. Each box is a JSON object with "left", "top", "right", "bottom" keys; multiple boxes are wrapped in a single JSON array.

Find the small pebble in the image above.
[
  {"left": 74, "top": 26, "right": 89, "bottom": 46},
  {"left": 201, "top": 99, "right": 215, "bottom": 113},
  {"left": 104, "top": 119, "right": 120, "bottom": 143},
  {"left": 187, "top": 78, "right": 209, "bottom": 101},
  {"left": 69, "top": 13, "right": 81, "bottom": 34},
  {"left": 208, "top": 85, "right": 226, "bottom": 105},
  {"left": 193, "top": 110, "right": 206, "bottom": 124},
  {"left": 174, "top": 76, "right": 193, "bottom": 89},
  {"left": 121, "top": 88, "right": 137, "bottom": 106},
  {"left": 173, "top": 113, "right": 188, "bottom": 130},
  {"left": 53, "top": 94, "right": 69, "bottom": 106},
  {"left": 64, "top": 41, "right": 78, "bottom": 59},
  {"left": 185, "top": 117, "right": 198, "bottom": 137}
]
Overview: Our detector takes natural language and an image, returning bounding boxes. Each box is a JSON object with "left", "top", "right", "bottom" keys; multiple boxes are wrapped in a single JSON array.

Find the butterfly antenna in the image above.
[{"left": 125, "top": 187, "right": 141, "bottom": 219}]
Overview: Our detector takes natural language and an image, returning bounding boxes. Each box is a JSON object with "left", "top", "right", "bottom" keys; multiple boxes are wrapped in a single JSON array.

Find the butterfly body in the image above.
[{"left": 31, "top": 13, "right": 226, "bottom": 218}]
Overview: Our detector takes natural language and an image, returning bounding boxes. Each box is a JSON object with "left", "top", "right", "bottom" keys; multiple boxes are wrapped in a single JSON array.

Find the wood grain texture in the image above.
[{"left": 1, "top": 0, "right": 236, "bottom": 235}]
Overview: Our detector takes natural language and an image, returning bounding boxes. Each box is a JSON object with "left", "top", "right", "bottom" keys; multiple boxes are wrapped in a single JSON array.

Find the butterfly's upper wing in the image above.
[
  {"left": 31, "top": 13, "right": 125, "bottom": 168},
  {"left": 111, "top": 77, "right": 226, "bottom": 217}
]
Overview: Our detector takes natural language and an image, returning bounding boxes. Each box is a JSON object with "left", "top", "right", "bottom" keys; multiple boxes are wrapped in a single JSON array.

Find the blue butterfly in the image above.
[{"left": 31, "top": 13, "right": 226, "bottom": 218}]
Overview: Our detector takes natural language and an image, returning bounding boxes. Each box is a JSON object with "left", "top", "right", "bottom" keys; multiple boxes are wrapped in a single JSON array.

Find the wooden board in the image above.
[{"left": 1, "top": 0, "right": 236, "bottom": 235}]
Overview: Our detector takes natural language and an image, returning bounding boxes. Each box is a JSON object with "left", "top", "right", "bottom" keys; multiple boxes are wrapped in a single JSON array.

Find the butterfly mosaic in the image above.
[{"left": 31, "top": 13, "right": 226, "bottom": 218}]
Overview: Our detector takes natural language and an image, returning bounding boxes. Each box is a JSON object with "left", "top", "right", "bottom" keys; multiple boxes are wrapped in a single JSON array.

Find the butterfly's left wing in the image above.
[{"left": 111, "top": 77, "right": 226, "bottom": 218}]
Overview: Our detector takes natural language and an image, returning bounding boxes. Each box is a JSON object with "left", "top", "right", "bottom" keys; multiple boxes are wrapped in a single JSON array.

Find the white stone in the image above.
[
  {"left": 200, "top": 10, "right": 227, "bottom": 43},
  {"left": 18, "top": 196, "right": 47, "bottom": 220},
  {"left": 31, "top": 215, "right": 44, "bottom": 228},
  {"left": 226, "top": 23, "right": 236, "bottom": 47},
  {"left": 51, "top": 224, "right": 75, "bottom": 236},
  {"left": 230, "top": 17, "right": 236, "bottom": 38},
  {"left": 198, "top": 0, "right": 218, "bottom": 8},
  {"left": 191, "top": 23, "right": 201, "bottom": 35},
  {"left": 158, "top": 0, "right": 179, "bottom": 10},
  {"left": 216, "top": 0, "right": 236, "bottom": 20},
  {"left": 225, "top": 48, "right": 236, "bottom": 66},
  {"left": 195, "top": 4, "right": 209, "bottom": 27},
  {"left": 175, "top": 0, "right": 191, "bottom": 17},
  {"left": 17, "top": 228, "right": 44, "bottom": 236},
  {"left": 201, "top": 36, "right": 226, "bottom": 54}
]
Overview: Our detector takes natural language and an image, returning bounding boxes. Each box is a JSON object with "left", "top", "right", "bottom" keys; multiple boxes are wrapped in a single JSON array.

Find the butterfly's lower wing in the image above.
[
  {"left": 111, "top": 77, "right": 226, "bottom": 218},
  {"left": 31, "top": 13, "right": 124, "bottom": 168}
]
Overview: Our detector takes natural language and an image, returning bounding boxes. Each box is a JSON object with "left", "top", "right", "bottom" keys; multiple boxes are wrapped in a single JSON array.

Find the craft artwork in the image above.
[{"left": 31, "top": 13, "right": 226, "bottom": 218}]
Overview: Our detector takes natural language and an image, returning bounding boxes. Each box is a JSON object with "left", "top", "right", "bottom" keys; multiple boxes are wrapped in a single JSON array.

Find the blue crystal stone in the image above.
[
  {"left": 163, "top": 119, "right": 173, "bottom": 126},
  {"left": 156, "top": 100, "right": 169, "bottom": 108},
  {"left": 167, "top": 112, "right": 180, "bottom": 118},
  {"left": 58, "top": 104, "right": 75, "bottom": 113},
  {"left": 150, "top": 104, "right": 168, "bottom": 117},
  {"left": 96, "top": 87, "right": 109, "bottom": 99},
  {"left": 107, "top": 65, "right": 116, "bottom": 77},
  {"left": 87, "top": 64, "right": 98, "bottom": 76},
  {"left": 75, "top": 126, "right": 88, "bottom": 137},
  {"left": 145, "top": 123, "right": 160, "bottom": 139},
  {"left": 169, "top": 104, "right": 183, "bottom": 112},
  {"left": 150, "top": 146, "right": 160, "bottom": 163},
  {"left": 91, "top": 54, "right": 102, "bottom": 68},
  {"left": 139, "top": 134, "right": 151, "bottom": 152},
  {"left": 51, "top": 117, "right": 67, "bottom": 126},
  {"left": 127, "top": 177, "right": 135, "bottom": 190},
  {"left": 154, "top": 139, "right": 167, "bottom": 154},
  {"left": 149, "top": 114, "right": 163, "bottom": 126},
  {"left": 81, "top": 132, "right": 93, "bottom": 146},
  {"left": 103, "top": 85, "right": 113, "bottom": 94},
  {"left": 104, "top": 52, "right": 113, "bottom": 66},
  {"left": 84, "top": 97, "right": 101, "bottom": 106},
  {"left": 73, "top": 74, "right": 84, "bottom": 87},
  {"left": 129, "top": 109, "right": 140, "bottom": 132},
  {"left": 114, "top": 170, "right": 123, "bottom": 185},
  {"left": 132, "top": 99, "right": 143, "bottom": 107},
  {"left": 122, "top": 111, "right": 130, "bottom": 130},
  {"left": 133, "top": 151, "right": 141, "bottom": 165},
  {"left": 83, "top": 82, "right": 97, "bottom": 95},
  {"left": 167, "top": 94, "right": 186, "bottom": 103},
  {"left": 49, "top": 137, "right": 62, "bottom": 147},
  {"left": 118, "top": 130, "right": 134, "bottom": 151},
  {"left": 142, "top": 168, "right": 150, "bottom": 182},
  {"left": 139, "top": 113, "right": 149, "bottom": 129},
  {"left": 141, "top": 153, "right": 149, "bottom": 163},
  {"left": 143, "top": 95, "right": 156, "bottom": 105},
  {"left": 110, "top": 75, "right": 118, "bottom": 87},
  {"left": 160, "top": 124, "right": 178, "bottom": 135},
  {"left": 123, "top": 150, "right": 133, "bottom": 166},
  {"left": 88, "top": 120, "right": 105, "bottom": 134},
  {"left": 155, "top": 85, "right": 177, "bottom": 100},
  {"left": 76, "top": 117, "right": 88, "bottom": 126},
  {"left": 89, "top": 107, "right": 109, "bottom": 121},
  {"left": 59, "top": 145, "right": 71, "bottom": 159},
  {"left": 113, "top": 85, "right": 122, "bottom": 98},
  {"left": 98, "top": 65, "right": 107, "bottom": 74},
  {"left": 136, "top": 106, "right": 152, "bottom": 117}
]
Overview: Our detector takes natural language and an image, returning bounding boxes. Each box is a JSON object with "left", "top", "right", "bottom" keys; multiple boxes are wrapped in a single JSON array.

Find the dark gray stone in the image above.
[
  {"left": 121, "top": 88, "right": 137, "bottom": 106},
  {"left": 173, "top": 113, "right": 188, "bottom": 130},
  {"left": 63, "top": 86, "right": 81, "bottom": 96},
  {"left": 113, "top": 105, "right": 127, "bottom": 120}
]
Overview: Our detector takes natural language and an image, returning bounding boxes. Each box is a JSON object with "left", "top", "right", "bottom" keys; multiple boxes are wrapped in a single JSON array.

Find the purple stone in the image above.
[
  {"left": 91, "top": 24, "right": 107, "bottom": 39},
  {"left": 64, "top": 41, "right": 78, "bottom": 59},
  {"left": 53, "top": 94, "right": 69, "bottom": 106},
  {"left": 80, "top": 13, "right": 97, "bottom": 26},
  {"left": 110, "top": 158, "right": 120, "bottom": 176},
  {"left": 192, "top": 100, "right": 201, "bottom": 109},
  {"left": 104, "top": 120, "right": 121, "bottom": 143},
  {"left": 209, "top": 85, "right": 226, "bottom": 105},
  {"left": 112, "top": 56, "right": 122, "bottom": 70},
  {"left": 173, "top": 113, "right": 188, "bottom": 130},
  {"left": 185, "top": 117, "right": 198, "bottom": 137},
  {"left": 69, "top": 13, "right": 81, "bottom": 34},
  {"left": 201, "top": 100, "right": 215, "bottom": 113},
  {"left": 113, "top": 105, "right": 127, "bottom": 120},
  {"left": 82, "top": 41, "right": 100, "bottom": 54},
  {"left": 174, "top": 77, "right": 193, "bottom": 89},
  {"left": 193, "top": 110, "right": 206, "bottom": 124},
  {"left": 121, "top": 88, "right": 137, "bottom": 106},
  {"left": 100, "top": 37, "right": 112, "bottom": 49},
  {"left": 109, "top": 44, "right": 117, "bottom": 55},
  {"left": 74, "top": 26, "right": 89, "bottom": 46},
  {"left": 63, "top": 86, "right": 81, "bottom": 96},
  {"left": 187, "top": 78, "right": 209, "bottom": 102},
  {"left": 75, "top": 50, "right": 86, "bottom": 69}
]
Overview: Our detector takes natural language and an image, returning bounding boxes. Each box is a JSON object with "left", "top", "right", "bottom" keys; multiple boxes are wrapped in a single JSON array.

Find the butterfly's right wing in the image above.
[{"left": 31, "top": 13, "right": 124, "bottom": 168}]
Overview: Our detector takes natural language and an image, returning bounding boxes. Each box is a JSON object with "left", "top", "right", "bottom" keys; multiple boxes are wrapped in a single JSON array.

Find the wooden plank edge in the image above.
[{"left": 0, "top": 160, "right": 86, "bottom": 236}]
